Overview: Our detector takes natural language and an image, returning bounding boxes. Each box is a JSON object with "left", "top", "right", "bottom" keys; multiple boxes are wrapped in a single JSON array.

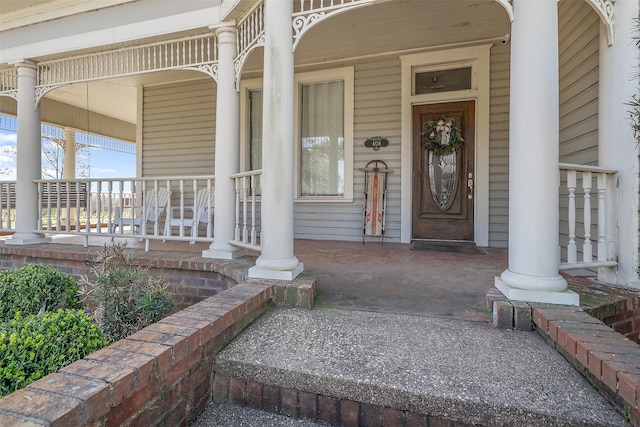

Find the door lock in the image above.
[{"left": 467, "top": 173, "right": 473, "bottom": 200}]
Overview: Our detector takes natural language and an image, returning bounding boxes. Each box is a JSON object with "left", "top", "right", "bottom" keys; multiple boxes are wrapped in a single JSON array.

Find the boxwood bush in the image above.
[
  {"left": 0, "top": 309, "right": 107, "bottom": 397},
  {"left": 0, "top": 264, "right": 82, "bottom": 322}
]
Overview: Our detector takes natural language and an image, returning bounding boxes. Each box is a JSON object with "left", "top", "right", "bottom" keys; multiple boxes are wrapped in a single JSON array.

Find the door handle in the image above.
[{"left": 467, "top": 173, "right": 473, "bottom": 200}]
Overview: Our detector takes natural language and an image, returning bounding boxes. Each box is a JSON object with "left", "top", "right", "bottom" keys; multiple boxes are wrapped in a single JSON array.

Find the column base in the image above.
[
  {"left": 248, "top": 262, "right": 304, "bottom": 281},
  {"left": 202, "top": 247, "right": 247, "bottom": 260},
  {"left": 495, "top": 277, "right": 579, "bottom": 306},
  {"left": 5, "top": 233, "right": 50, "bottom": 246}
]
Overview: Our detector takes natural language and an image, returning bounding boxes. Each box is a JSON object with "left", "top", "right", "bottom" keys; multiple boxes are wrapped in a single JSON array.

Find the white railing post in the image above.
[
  {"left": 234, "top": 178, "right": 241, "bottom": 242},
  {"left": 597, "top": 172, "right": 607, "bottom": 262},
  {"left": 582, "top": 171, "right": 592, "bottom": 262},
  {"left": 242, "top": 176, "right": 249, "bottom": 244},
  {"left": 567, "top": 170, "right": 577, "bottom": 264}
]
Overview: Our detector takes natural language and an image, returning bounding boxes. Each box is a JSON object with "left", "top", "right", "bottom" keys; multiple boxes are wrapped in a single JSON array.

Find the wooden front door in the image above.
[{"left": 412, "top": 101, "right": 475, "bottom": 241}]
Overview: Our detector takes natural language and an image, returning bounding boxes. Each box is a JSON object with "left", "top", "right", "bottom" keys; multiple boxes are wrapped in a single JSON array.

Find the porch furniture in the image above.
[
  {"left": 163, "top": 187, "right": 213, "bottom": 243},
  {"left": 109, "top": 186, "right": 169, "bottom": 235}
]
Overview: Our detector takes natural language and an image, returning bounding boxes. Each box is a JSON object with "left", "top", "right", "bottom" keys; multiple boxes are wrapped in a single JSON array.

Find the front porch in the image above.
[
  {"left": 0, "top": 235, "right": 636, "bottom": 425},
  {"left": 0, "top": 232, "right": 624, "bottom": 321}
]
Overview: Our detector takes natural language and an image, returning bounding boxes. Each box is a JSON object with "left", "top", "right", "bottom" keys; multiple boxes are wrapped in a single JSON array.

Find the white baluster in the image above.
[
  {"left": 597, "top": 172, "right": 607, "bottom": 262},
  {"left": 242, "top": 176, "right": 249, "bottom": 243},
  {"left": 250, "top": 174, "right": 257, "bottom": 246},
  {"left": 582, "top": 171, "right": 592, "bottom": 262},
  {"left": 567, "top": 170, "right": 577, "bottom": 264},
  {"left": 234, "top": 177, "right": 241, "bottom": 241}
]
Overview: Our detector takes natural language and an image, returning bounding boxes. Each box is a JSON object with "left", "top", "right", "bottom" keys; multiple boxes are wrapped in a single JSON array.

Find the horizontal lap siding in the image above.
[
  {"left": 142, "top": 79, "right": 216, "bottom": 177},
  {"left": 559, "top": 0, "right": 599, "bottom": 165},
  {"left": 489, "top": 45, "right": 510, "bottom": 248},
  {"left": 294, "top": 58, "right": 401, "bottom": 242},
  {"left": 558, "top": 1, "right": 600, "bottom": 261}
]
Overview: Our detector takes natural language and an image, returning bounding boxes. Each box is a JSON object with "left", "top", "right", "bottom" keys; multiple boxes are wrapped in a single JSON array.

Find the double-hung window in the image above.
[{"left": 241, "top": 67, "right": 354, "bottom": 201}]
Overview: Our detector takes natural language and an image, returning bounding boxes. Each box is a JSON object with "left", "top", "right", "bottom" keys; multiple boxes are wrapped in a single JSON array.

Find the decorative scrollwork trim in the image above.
[
  {"left": 494, "top": 0, "right": 514, "bottom": 22},
  {"left": 234, "top": 35, "right": 265, "bottom": 91},
  {"left": 0, "top": 91, "right": 18, "bottom": 101},
  {"left": 588, "top": 0, "right": 615, "bottom": 45}
]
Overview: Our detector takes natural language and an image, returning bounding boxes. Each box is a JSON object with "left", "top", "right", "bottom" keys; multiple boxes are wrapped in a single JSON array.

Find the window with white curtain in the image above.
[
  {"left": 241, "top": 67, "right": 354, "bottom": 201},
  {"left": 300, "top": 81, "right": 344, "bottom": 196}
]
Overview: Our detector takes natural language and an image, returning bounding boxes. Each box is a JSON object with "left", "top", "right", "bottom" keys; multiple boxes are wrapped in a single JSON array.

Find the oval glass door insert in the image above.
[{"left": 428, "top": 152, "right": 457, "bottom": 209}]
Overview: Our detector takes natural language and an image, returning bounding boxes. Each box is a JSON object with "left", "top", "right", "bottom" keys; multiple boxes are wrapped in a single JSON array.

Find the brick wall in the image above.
[
  {"left": 0, "top": 243, "right": 250, "bottom": 310},
  {"left": 588, "top": 295, "right": 640, "bottom": 343},
  {"left": 0, "top": 281, "right": 275, "bottom": 426}
]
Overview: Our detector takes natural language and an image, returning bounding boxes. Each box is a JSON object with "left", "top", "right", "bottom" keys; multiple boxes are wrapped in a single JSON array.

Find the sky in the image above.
[{"left": 0, "top": 129, "right": 135, "bottom": 180}]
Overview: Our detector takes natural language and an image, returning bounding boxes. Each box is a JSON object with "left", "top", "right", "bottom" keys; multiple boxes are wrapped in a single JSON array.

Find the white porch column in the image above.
[
  {"left": 203, "top": 26, "right": 246, "bottom": 260},
  {"left": 495, "top": 0, "right": 578, "bottom": 305},
  {"left": 249, "top": 0, "right": 303, "bottom": 280},
  {"left": 6, "top": 61, "right": 49, "bottom": 245},
  {"left": 598, "top": 0, "right": 640, "bottom": 287},
  {"left": 62, "top": 127, "right": 76, "bottom": 179}
]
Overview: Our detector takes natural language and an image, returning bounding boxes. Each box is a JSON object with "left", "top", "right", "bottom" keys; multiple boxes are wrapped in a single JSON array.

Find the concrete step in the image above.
[
  {"left": 191, "top": 403, "right": 330, "bottom": 427},
  {"left": 210, "top": 307, "right": 628, "bottom": 427}
]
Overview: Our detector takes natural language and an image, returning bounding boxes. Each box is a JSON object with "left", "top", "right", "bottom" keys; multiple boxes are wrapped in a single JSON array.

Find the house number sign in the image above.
[{"left": 364, "top": 137, "right": 389, "bottom": 151}]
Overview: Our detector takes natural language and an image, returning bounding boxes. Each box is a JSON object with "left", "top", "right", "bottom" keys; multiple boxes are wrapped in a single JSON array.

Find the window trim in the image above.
[{"left": 240, "top": 66, "right": 354, "bottom": 202}]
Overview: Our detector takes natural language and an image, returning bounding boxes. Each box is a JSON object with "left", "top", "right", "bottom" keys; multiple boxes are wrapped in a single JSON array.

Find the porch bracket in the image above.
[
  {"left": 234, "top": 37, "right": 264, "bottom": 91},
  {"left": 35, "top": 84, "right": 64, "bottom": 107},
  {"left": 0, "top": 91, "right": 17, "bottom": 101},
  {"left": 292, "top": 0, "right": 375, "bottom": 52},
  {"left": 183, "top": 63, "right": 220, "bottom": 83},
  {"left": 588, "top": 0, "right": 615, "bottom": 46},
  {"left": 234, "top": 1, "right": 265, "bottom": 91},
  {"left": 494, "top": 0, "right": 514, "bottom": 22}
]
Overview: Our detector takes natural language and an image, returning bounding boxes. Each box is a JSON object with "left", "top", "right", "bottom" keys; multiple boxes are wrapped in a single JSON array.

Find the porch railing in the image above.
[
  {"left": 30, "top": 176, "right": 214, "bottom": 250},
  {"left": 559, "top": 163, "right": 617, "bottom": 271},
  {"left": 0, "top": 181, "right": 16, "bottom": 232},
  {"left": 229, "top": 169, "right": 262, "bottom": 252}
]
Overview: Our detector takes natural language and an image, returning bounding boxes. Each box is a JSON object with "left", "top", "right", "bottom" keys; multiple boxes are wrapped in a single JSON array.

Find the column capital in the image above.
[
  {"left": 214, "top": 25, "right": 237, "bottom": 41},
  {"left": 8, "top": 59, "right": 36, "bottom": 70}
]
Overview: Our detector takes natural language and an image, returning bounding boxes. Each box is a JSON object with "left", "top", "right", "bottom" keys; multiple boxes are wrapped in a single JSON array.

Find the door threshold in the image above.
[{"left": 410, "top": 239, "right": 484, "bottom": 254}]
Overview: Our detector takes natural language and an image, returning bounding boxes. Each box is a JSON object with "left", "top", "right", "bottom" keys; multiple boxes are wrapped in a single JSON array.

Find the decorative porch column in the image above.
[
  {"left": 62, "top": 127, "right": 76, "bottom": 179},
  {"left": 6, "top": 61, "right": 49, "bottom": 245},
  {"left": 598, "top": 0, "right": 640, "bottom": 287},
  {"left": 203, "top": 26, "right": 246, "bottom": 260},
  {"left": 248, "top": 0, "right": 303, "bottom": 280},
  {"left": 495, "top": 0, "right": 578, "bottom": 305}
]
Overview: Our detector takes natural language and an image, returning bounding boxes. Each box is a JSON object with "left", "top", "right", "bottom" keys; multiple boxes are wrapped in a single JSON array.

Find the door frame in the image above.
[{"left": 400, "top": 44, "right": 492, "bottom": 245}]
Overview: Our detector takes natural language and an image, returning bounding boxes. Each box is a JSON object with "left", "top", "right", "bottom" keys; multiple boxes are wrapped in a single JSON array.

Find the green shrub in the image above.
[
  {"left": 0, "top": 264, "right": 82, "bottom": 322},
  {"left": 0, "top": 309, "right": 107, "bottom": 397},
  {"left": 81, "top": 243, "right": 175, "bottom": 343}
]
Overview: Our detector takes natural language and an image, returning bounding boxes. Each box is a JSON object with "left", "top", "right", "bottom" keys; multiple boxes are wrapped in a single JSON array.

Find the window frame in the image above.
[{"left": 240, "top": 66, "right": 354, "bottom": 202}]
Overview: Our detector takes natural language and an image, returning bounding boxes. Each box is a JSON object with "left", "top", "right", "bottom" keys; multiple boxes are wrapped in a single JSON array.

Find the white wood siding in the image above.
[
  {"left": 488, "top": 44, "right": 511, "bottom": 248},
  {"left": 294, "top": 58, "right": 402, "bottom": 242},
  {"left": 142, "top": 79, "right": 216, "bottom": 177}
]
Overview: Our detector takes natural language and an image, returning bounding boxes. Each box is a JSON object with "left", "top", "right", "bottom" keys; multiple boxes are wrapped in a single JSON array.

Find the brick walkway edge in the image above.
[
  {"left": 0, "top": 281, "right": 276, "bottom": 426},
  {"left": 534, "top": 307, "right": 640, "bottom": 426}
]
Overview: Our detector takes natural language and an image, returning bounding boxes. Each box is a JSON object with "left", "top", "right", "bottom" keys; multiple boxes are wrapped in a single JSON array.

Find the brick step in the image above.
[{"left": 209, "top": 307, "right": 627, "bottom": 427}]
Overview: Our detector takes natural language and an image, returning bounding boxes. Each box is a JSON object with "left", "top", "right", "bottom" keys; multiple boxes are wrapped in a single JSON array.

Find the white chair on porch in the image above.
[
  {"left": 163, "top": 187, "right": 214, "bottom": 243},
  {"left": 110, "top": 186, "right": 169, "bottom": 236}
]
